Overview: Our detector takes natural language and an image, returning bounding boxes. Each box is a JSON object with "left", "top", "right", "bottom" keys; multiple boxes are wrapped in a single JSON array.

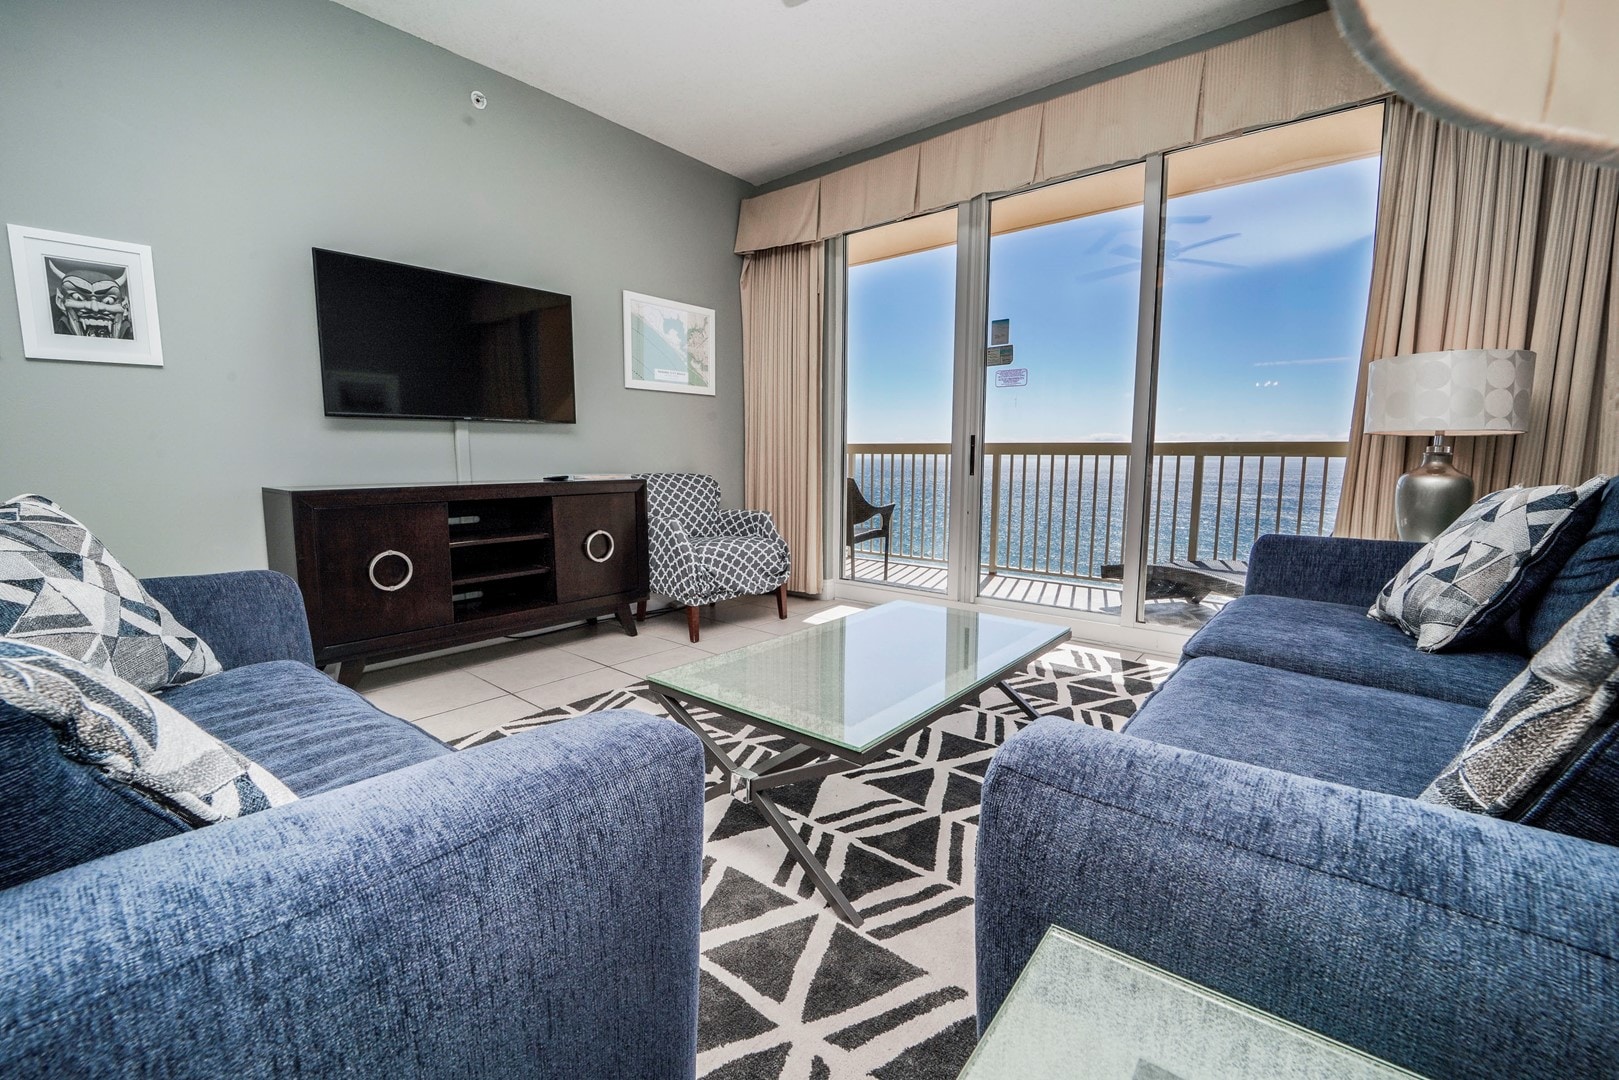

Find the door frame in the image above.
[
  {"left": 820, "top": 166, "right": 1186, "bottom": 658},
  {"left": 821, "top": 105, "right": 1386, "bottom": 655},
  {"left": 946, "top": 195, "right": 991, "bottom": 605},
  {"left": 1120, "top": 153, "right": 1168, "bottom": 628}
]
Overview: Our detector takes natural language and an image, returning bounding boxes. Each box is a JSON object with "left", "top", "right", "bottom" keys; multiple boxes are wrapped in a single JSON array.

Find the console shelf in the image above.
[
  {"left": 452, "top": 564, "right": 552, "bottom": 587},
  {"left": 448, "top": 529, "right": 553, "bottom": 549},
  {"left": 263, "top": 479, "right": 648, "bottom": 687}
]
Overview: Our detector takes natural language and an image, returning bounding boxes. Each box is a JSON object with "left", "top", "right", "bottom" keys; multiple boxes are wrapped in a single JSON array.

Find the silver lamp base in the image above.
[{"left": 1395, "top": 442, "right": 1474, "bottom": 542}]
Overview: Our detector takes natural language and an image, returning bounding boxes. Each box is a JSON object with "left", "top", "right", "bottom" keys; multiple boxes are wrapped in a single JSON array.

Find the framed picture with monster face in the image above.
[{"left": 6, "top": 224, "right": 164, "bottom": 367}]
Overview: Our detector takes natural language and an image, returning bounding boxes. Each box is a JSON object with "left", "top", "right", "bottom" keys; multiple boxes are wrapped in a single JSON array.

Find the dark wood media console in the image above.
[{"left": 263, "top": 479, "right": 648, "bottom": 687}]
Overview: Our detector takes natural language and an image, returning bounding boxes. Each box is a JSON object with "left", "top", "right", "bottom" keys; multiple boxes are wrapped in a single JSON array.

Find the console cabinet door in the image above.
[
  {"left": 310, "top": 503, "right": 452, "bottom": 645},
  {"left": 551, "top": 493, "right": 641, "bottom": 603}
]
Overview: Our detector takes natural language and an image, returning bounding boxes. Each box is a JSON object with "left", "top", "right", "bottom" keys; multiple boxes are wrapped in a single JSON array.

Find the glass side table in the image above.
[{"left": 961, "top": 927, "right": 1427, "bottom": 1079}]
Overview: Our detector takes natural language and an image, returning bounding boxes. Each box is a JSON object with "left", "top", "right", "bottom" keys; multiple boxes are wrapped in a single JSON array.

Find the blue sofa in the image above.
[
  {"left": 0, "top": 570, "right": 705, "bottom": 1078},
  {"left": 978, "top": 521, "right": 1619, "bottom": 1077}
]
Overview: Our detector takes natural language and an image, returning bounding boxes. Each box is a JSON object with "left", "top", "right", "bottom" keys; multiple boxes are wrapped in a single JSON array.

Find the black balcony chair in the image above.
[{"left": 846, "top": 478, "right": 897, "bottom": 580}]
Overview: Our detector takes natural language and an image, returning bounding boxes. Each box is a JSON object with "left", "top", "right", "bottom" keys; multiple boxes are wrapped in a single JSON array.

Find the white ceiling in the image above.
[{"left": 332, "top": 0, "right": 1299, "bottom": 185}]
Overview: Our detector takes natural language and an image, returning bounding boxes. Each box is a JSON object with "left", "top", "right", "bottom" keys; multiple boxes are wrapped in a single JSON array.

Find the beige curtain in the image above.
[
  {"left": 1338, "top": 101, "right": 1619, "bottom": 537},
  {"left": 741, "top": 242, "right": 824, "bottom": 594}
]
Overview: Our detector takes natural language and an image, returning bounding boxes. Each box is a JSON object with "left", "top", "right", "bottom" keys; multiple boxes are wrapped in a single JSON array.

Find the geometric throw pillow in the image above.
[
  {"left": 1522, "top": 477, "right": 1619, "bottom": 653},
  {"left": 1369, "top": 476, "right": 1609, "bottom": 652},
  {"left": 0, "top": 640, "right": 295, "bottom": 825},
  {"left": 0, "top": 494, "right": 221, "bottom": 692},
  {"left": 1419, "top": 580, "right": 1619, "bottom": 816}
]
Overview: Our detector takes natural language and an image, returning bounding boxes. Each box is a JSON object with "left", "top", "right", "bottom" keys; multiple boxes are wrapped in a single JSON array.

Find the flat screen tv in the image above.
[{"left": 312, "top": 248, "right": 576, "bottom": 423}]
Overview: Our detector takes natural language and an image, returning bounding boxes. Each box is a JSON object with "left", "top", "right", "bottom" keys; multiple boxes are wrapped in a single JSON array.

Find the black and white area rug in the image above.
[{"left": 448, "top": 644, "right": 1174, "bottom": 1079}]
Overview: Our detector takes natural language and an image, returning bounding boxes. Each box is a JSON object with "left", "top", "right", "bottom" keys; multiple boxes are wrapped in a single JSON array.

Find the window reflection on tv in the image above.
[{"left": 313, "top": 248, "right": 576, "bottom": 424}]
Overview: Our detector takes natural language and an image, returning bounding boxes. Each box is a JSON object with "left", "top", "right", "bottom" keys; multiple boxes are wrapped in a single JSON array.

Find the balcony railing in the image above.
[{"left": 845, "top": 440, "right": 1348, "bottom": 582}]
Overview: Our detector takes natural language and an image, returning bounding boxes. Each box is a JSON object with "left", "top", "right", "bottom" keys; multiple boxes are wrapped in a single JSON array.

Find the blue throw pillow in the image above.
[
  {"left": 0, "top": 700, "right": 186, "bottom": 889},
  {"left": 1521, "top": 477, "right": 1619, "bottom": 653},
  {"left": 1420, "top": 580, "right": 1619, "bottom": 819},
  {"left": 0, "top": 640, "right": 296, "bottom": 848}
]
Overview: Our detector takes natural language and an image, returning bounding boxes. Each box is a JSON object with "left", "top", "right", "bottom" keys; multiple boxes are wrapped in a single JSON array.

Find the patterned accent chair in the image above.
[{"left": 634, "top": 473, "right": 791, "bottom": 643}]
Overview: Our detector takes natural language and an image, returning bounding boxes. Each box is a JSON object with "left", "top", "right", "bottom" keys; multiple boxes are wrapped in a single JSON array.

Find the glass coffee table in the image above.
[
  {"left": 646, "top": 601, "right": 1069, "bottom": 926},
  {"left": 961, "top": 927, "right": 1426, "bottom": 1079}
]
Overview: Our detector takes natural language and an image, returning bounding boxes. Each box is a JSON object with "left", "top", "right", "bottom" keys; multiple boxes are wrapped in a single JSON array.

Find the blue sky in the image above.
[{"left": 846, "top": 157, "right": 1381, "bottom": 444}]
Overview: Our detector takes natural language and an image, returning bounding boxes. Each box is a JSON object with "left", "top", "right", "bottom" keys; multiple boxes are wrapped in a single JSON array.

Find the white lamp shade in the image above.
[{"left": 1363, "top": 349, "right": 1536, "bottom": 436}]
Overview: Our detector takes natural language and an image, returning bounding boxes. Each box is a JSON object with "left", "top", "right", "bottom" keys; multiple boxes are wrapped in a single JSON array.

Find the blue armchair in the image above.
[
  {"left": 0, "top": 570, "right": 705, "bottom": 1078},
  {"left": 977, "top": 531, "right": 1619, "bottom": 1079}
]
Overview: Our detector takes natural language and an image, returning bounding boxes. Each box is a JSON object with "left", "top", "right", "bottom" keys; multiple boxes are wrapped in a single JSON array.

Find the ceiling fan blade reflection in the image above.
[
  {"left": 1175, "top": 257, "right": 1245, "bottom": 270},
  {"left": 1083, "top": 231, "right": 1118, "bottom": 254},
  {"left": 1106, "top": 243, "right": 1142, "bottom": 260},
  {"left": 1075, "top": 263, "right": 1142, "bottom": 282},
  {"left": 1165, "top": 214, "right": 1212, "bottom": 224},
  {"left": 1173, "top": 232, "right": 1240, "bottom": 254}
]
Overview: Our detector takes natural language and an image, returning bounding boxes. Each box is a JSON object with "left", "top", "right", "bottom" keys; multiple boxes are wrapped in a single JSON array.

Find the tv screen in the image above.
[{"left": 312, "top": 249, "right": 576, "bottom": 423}]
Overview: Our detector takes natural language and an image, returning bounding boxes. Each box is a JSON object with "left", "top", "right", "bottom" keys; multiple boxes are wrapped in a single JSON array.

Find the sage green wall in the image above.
[{"left": 0, "top": 0, "right": 749, "bottom": 575}]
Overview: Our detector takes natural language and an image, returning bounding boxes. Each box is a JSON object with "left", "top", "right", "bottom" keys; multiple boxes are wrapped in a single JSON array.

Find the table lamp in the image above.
[{"left": 1362, "top": 348, "right": 1536, "bottom": 541}]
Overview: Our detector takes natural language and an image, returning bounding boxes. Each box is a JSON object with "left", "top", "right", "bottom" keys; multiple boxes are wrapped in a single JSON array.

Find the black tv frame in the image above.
[{"left": 311, "top": 248, "right": 576, "bottom": 425}]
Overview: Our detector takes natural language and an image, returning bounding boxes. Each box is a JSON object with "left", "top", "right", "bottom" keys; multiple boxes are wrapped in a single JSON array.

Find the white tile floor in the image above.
[
  {"left": 357, "top": 593, "right": 856, "bottom": 740},
  {"left": 358, "top": 592, "right": 1179, "bottom": 741}
]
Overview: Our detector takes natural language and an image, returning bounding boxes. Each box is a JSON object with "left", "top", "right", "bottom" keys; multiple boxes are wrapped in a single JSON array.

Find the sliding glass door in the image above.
[
  {"left": 832, "top": 102, "right": 1385, "bottom": 640},
  {"left": 1141, "top": 104, "right": 1383, "bottom": 627},
  {"left": 841, "top": 209, "right": 958, "bottom": 593},
  {"left": 980, "top": 164, "right": 1146, "bottom": 616}
]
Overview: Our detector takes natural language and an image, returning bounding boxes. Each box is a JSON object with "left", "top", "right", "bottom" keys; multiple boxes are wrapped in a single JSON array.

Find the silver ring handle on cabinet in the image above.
[
  {"left": 583, "top": 530, "right": 615, "bottom": 564},
  {"left": 368, "top": 550, "right": 414, "bottom": 592}
]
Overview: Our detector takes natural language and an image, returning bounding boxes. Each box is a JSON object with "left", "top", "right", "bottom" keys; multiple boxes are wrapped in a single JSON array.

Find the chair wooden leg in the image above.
[
  {"left": 776, "top": 584, "right": 788, "bottom": 620},
  {"left": 882, "top": 536, "right": 890, "bottom": 581},
  {"left": 635, "top": 599, "right": 647, "bottom": 622},
  {"left": 686, "top": 605, "right": 701, "bottom": 643}
]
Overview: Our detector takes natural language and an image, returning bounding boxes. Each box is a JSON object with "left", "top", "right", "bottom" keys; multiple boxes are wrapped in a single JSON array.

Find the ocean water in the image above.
[{"left": 847, "top": 451, "right": 1346, "bottom": 579}]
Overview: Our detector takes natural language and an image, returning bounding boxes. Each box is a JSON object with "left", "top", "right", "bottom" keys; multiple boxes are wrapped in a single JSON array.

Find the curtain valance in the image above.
[
  {"left": 1197, "top": 13, "right": 1385, "bottom": 142},
  {"left": 735, "top": 179, "right": 821, "bottom": 251},
  {"left": 914, "top": 102, "right": 1044, "bottom": 215},
  {"left": 733, "top": 11, "right": 1386, "bottom": 254},
  {"left": 1036, "top": 54, "right": 1203, "bottom": 184},
  {"left": 817, "top": 146, "right": 921, "bottom": 239}
]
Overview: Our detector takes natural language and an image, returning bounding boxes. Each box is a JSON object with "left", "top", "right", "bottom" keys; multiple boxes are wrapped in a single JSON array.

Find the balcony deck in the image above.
[{"left": 847, "top": 556, "right": 1233, "bottom": 629}]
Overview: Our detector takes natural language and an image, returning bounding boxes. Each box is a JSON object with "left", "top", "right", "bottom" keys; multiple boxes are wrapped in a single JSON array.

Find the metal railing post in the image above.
[
  {"left": 1187, "top": 453, "right": 1206, "bottom": 560},
  {"left": 985, "top": 451, "right": 1002, "bottom": 577}
]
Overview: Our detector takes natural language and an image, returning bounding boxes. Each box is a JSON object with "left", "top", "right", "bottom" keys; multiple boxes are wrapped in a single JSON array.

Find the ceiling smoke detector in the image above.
[{"left": 470, "top": 90, "right": 488, "bottom": 109}]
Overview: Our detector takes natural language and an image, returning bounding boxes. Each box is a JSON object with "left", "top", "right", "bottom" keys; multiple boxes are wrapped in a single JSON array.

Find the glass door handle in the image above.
[{"left": 969, "top": 435, "right": 976, "bottom": 477}]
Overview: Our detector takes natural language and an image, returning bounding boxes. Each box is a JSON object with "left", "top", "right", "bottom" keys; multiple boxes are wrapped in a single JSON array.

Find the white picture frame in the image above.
[
  {"left": 7, "top": 224, "right": 164, "bottom": 367},
  {"left": 623, "top": 290, "right": 715, "bottom": 396}
]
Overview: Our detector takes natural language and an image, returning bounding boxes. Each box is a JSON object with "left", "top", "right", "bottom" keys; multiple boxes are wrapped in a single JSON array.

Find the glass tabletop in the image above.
[
  {"left": 646, "top": 601, "right": 1069, "bottom": 754},
  {"left": 961, "top": 927, "right": 1426, "bottom": 1080}
]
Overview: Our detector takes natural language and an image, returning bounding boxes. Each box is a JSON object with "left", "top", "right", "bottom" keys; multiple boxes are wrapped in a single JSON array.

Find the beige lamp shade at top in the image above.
[
  {"left": 1363, "top": 349, "right": 1536, "bottom": 436},
  {"left": 1333, "top": 0, "right": 1619, "bottom": 169}
]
